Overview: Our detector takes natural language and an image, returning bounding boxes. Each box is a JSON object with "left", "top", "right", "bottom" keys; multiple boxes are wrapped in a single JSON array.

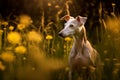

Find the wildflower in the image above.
[
  {"left": 114, "top": 63, "right": 120, "bottom": 67},
  {"left": 70, "top": 45, "right": 72, "bottom": 48},
  {"left": 17, "top": 24, "right": 26, "bottom": 30},
  {"left": 113, "top": 69, "right": 119, "bottom": 74},
  {"left": 48, "top": 3, "right": 52, "bottom": 6},
  {"left": 32, "top": 67, "right": 35, "bottom": 71},
  {"left": 9, "top": 26, "right": 14, "bottom": 31},
  {"left": 27, "top": 30, "right": 42, "bottom": 43},
  {"left": 15, "top": 45, "right": 27, "bottom": 54},
  {"left": 0, "top": 30, "right": 3, "bottom": 33},
  {"left": 65, "top": 67, "right": 69, "bottom": 72},
  {"left": 64, "top": 45, "right": 66, "bottom": 49},
  {"left": 0, "top": 61, "right": 5, "bottom": 71},
  {"left": 2, "top": 21, "right": 8, "bottom": 26},
  {"left": 7, "top": 32, "right": 21, "bottom": 44},
  {"left": 0, "top": 52, "right": 15, "bottom": 62},
  {"left": 46, "top": 35, "right": 53, "bottom": 40},
  {"left": 57, "top": 10, "right": 62, "bottom": 15},
  {"left": 107, "top": 35, "right": 111, "bottom": 38},
  {"left": 64, "top": 37, "right": 72, "bottom": 41},
  {"left": 113, "top": 58, "right": 118, "bottom": 61},
  {"left": 105, "top": 58, "right": 110, "bottom": 62},
  {"left": 112, "top": 3, "right": 116, "bottom": 6},
  {"left": 103, "top": 50, "right": 108, "bottom": 54},
  {"left": 3, "top": 27, "right": 6, "bottom": 30},
  {"left": 19, "top": 15, "right": 32, "bottom": 27},
  {"left": 89, "top": 65, "right": 96, "bottom": 73},
  {"left": 55, "top": 5, "right": 60, "bottom": 8},
  {"left": 23, "top": 57, "right": 27, "bottom": 60}
]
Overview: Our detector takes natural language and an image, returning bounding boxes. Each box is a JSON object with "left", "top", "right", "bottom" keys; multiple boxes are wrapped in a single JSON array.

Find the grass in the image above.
[{"left": 0, "top": 2, "right": 120, "bottom": 80}]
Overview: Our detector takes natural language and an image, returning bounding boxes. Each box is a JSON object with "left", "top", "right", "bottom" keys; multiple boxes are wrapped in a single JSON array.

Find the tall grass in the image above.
[{"left": 0, "top": 1, "right": 120, "bottom": 80}]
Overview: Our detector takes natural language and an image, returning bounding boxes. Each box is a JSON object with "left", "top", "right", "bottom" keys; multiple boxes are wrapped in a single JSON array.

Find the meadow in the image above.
[{"left": 0, "top": 0, "right": 120, "bottom": 80}]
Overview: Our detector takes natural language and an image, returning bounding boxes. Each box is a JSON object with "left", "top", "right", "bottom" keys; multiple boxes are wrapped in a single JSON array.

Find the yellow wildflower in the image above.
[
  {"left": 64, "top": 45, "right": 66, "bottom": 49},
  {"left": 0, "top": 30, "right": 3, "bottom": 33},
  {"left": 65, "top": 67, "right": 69, "bottom": 72},
  {"left": 9, "top": 26, "right": 14, "bottom": 31},
  {"left": 15, "top": 45, "right": 27, "bottom": 54},
  {"left": 46, "top": 35, "right": 53, "bottom": 40},
  {"left": 0, "top": 52, "right": 15, "bottom": 62},
  {"left": 105, "top": 58, "right": 110, "bottom": 62},
  {"left": 55, "top": 5, "right": 60, "bottom": 8},
  {"left": 64, "top": 37, "right": 72, "bottom": 41},
  {"left": 32, "top": 67, "right": 35, "bottom": 71},
  {"left": 113, "top": 58, "right": 117, "bottom": 61},
  {"left": 70, "top": 45, "right": 72, "bottom": 48},
  {"left": 48, "top": 3, "right": 52, "bottom": 6},
  {"left": 107, "top": 35, "right": 111, "bottom": 38},
  {"left": 19, "top": 15, "right": 32, "bottom": 27},
  {"left": 17, "top": 24, "right": 26, "bottom": 30},
  {"left": 114, "top": 63, "right": 120, "bottom": 67},
  {"left": 2, "top": 21, "right": 8, "bottom": 26},
  {"left": 103, "top": 50, "right": 108, "bottom": 54},
  {"left": 23, "top": 57, "right": 27, "bottom": 60},
  {"left": 82, "top": 66, "right": 87, "bottom": 70},
  {"left": 27, "top": 30, "right": 43, "bottom": 43},
  {"left": 113, "top": 68, "right": 119, "bottom": 74},
  {"left": 7, "top": 32, "right": 21, "bottom": 44},
  {"left": 89, "top": 65, "right": 96, "bottom": 73},
  {"left": 112, "top": 3, "right": 116, "bottom": 6},
  {"left": 0, "top": 61, "right": 5, "bottom": 70}
]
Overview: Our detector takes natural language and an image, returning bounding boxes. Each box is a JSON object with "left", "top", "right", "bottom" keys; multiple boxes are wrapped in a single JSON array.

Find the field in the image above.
[{"left": 0, "top": 0, "right": 120, "bottom": 80}]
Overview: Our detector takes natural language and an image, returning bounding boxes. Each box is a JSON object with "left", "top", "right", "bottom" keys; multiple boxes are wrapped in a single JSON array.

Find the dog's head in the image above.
[{"left": 58, "top": 15, "right": 87, "bottom": 38}]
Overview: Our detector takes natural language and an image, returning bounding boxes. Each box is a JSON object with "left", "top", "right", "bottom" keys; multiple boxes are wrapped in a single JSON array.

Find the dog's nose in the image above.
[
  {"left": 58, "top": 32, "right": 64, "bottom": 37},
  {"left": 58, "top": 33, "right": 62, "bottom": 36}
]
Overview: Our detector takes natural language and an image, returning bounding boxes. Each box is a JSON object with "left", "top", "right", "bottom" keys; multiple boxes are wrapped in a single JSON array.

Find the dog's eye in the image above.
[{"left": 69, "top": 24, "right": 74, "bottom": 28}]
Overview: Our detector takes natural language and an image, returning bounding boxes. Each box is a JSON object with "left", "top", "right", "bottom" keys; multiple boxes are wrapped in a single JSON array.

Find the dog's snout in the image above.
[
  {"left": 58, "top": 32, "right": 64, "bottom": 37},
  {"left": 58, "top": 32, "right": 62, "bottom": 36}
]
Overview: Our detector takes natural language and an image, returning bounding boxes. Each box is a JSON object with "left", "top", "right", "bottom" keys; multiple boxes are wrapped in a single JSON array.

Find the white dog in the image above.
[{"left": 59, "top": 15, "right": 102, "bottom": 80}]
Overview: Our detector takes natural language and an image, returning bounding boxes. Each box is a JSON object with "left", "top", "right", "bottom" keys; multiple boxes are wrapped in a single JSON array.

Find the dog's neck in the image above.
[
  {"left": 73, "top": 25, "right": 87, "bottom": 54},
  {"left": 74, "top": 25, "right": 87, "bottom": 42}
]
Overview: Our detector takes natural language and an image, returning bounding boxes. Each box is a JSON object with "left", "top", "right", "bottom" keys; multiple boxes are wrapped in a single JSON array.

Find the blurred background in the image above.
[{"left": 0, "top": 0, "right": 120, "bottom": 80}]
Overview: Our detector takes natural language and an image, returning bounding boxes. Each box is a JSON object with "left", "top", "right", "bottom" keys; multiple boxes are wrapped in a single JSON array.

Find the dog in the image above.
[{"left": 59, "top": 15, "right": 102, "bottom": 80}]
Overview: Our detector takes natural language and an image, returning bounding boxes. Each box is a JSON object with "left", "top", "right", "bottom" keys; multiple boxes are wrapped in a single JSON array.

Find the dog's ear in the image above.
[
  {"left": 81, "top": 17, "right": 87, "bottom": 24},
  {"left": 76, "top": 16, "right": 81, "bottom": 22},
  {"left": 76, "top": 16, "right": 87, "bottom": 25},
  {"left": 60, "top": 15, "right": 70, "bottom": 21}
]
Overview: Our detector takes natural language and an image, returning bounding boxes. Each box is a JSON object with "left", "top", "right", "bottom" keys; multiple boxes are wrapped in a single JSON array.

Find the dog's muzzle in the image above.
[{"left": 58, "top": 32, "right": 65, "bottom": 38}]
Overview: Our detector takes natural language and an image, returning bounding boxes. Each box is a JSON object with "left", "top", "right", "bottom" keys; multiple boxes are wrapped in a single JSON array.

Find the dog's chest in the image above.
[
  {"left": 71, "top": 53, "right": 91, "bottom": 65},
  {"left": 69, "top": 47, "right": 92, "bottom": 70}
]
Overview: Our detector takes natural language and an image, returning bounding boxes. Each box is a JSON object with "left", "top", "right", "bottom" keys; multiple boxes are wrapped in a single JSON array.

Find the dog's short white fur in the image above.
[{"left": 59, "top": 15, "right": 102, "bottom": 80}]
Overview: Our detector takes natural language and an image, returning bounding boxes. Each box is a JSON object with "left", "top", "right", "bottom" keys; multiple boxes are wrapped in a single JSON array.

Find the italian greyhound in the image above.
[{"left": 59, "top": 15, "right": 102, "bottom": 80}]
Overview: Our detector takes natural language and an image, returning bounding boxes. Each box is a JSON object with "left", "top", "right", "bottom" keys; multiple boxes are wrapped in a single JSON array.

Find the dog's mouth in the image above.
[{"left": 58, "top": 33, "right": 72, "bottom": 38}]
